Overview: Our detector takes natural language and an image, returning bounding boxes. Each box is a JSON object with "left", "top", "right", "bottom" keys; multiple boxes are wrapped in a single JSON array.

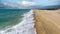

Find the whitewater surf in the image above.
[{"left": 0, "top": 10, "right": 36, "bottom": 34}]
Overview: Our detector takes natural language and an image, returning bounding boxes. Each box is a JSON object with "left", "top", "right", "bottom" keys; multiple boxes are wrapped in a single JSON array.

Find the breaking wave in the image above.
[{"left": 0, "top": 10, "right": 36, "bottom": 34}]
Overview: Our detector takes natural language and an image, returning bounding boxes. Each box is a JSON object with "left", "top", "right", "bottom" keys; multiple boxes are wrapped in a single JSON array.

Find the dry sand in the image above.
[{"left": 34, "top": 9, "right": 60, "bottom": 34}]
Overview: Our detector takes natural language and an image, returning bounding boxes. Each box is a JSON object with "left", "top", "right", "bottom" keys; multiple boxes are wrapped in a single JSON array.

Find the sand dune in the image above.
[{"left": 34, "top": 9, "right": 60, "bottom": 34}]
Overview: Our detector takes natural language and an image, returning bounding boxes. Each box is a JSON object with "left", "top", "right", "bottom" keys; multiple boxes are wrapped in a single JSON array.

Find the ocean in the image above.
[
  {"left": 0, "top": 9, "right": 36, "bottom": 34},
  {"left": 0, "top": 9, "right": 30, "bottom": 30}
]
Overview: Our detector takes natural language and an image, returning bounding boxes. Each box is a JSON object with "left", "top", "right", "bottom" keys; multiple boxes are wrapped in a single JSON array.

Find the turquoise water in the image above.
[{"left": 0, "top": 9, "right": 30, "bottom": 30}]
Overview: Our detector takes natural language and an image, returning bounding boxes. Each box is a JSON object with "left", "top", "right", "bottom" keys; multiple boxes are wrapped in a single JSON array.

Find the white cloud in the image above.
[
  {"left": 3, "top": 2, "right": 17, "bottom": 8},
  {"left": 2, "top": 1, "right": 36, "bottom": 8},
  {"left": 21, "top": 1, "right": 35, "bottom": 6},
  {"left": 3, "top": 3, "right": 8, "bottom": 6}
]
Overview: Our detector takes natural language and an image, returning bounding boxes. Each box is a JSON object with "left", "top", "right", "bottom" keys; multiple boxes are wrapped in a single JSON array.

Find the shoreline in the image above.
[
  {"left": 34, "top": 9, "right": 60, "bottom": 34},
  {"left": 0, "top": 10, "right": 36, "bottom": 34}
]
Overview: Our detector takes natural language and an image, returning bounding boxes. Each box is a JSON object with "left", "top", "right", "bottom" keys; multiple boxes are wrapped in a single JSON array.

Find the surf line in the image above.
[{"left": 0, "top": 10, "right": 36, "bottom": 34}]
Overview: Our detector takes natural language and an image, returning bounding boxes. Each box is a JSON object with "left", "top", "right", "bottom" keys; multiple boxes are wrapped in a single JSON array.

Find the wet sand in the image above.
[{"left": 34, "top": 9, "right": 60, "bottom": 34}]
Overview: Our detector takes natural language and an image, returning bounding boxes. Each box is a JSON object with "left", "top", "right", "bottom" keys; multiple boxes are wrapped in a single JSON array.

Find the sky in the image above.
[
  {"left": 34, "top": 0, "right": 60, "bottom": 5},
  {"left": 0, "top": 0, "right": 35, "bottom": 8},
  {"left": 0, "top": 0, "right": 60, "bottom": 9}
]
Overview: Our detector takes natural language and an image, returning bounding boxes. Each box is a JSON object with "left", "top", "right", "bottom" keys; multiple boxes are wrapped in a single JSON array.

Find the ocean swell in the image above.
[{"left": 0, "top": 10, "right": 36, "bottom": 34}]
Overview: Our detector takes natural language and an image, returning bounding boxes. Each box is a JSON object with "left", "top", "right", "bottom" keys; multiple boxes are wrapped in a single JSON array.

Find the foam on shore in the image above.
[{"left": 0, "top": 10, "right": 36, "bottom": 34}]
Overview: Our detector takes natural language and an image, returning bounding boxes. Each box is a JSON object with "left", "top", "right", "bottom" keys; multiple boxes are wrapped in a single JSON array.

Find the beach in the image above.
[
  {"left": 34, "top": 9, "right": 60, "bottom": 34},
  {"left": 0, "top": 9, "right": 60, "bottom": 34}
]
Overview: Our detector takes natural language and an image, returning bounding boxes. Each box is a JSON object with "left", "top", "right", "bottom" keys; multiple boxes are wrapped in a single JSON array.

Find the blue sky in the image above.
[
  {"left": 34, "top": 0, "right": 60, "bottom": 6},
  {"left": 0, "top": 0, "right": 60, "bottom": 5},
  {"left": 0, "top": 0, "right": 60, "bottom": 9},
  {"left": 0, "top": 0, "right": 35, "bottom": 8}
]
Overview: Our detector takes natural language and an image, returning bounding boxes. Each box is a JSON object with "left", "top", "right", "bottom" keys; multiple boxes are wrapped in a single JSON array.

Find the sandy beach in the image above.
[{"left": 34, "top": 9, "right": 60, "bottom": 34}]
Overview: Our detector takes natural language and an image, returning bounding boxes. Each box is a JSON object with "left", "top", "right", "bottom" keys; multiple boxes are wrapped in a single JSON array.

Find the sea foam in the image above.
[{"left": 0, "top": 10, "right": 36, "bottom": 34}]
